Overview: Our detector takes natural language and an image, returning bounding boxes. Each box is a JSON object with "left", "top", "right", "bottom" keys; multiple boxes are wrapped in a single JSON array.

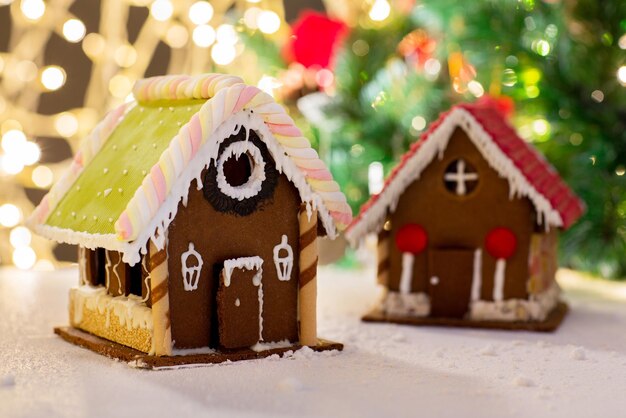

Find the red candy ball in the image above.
[
  {"left": 395, "top": 224, "right": 428, "bottom": 254},
  {"left": 485, "top": 227, "right": 517, "bottom": 259}
]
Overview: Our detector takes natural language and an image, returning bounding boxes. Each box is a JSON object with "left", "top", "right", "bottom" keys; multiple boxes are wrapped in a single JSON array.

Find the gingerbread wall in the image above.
[
  {"left": 167, "top": 129, "right": 301, "bottom": 349},
  {"left": 386, "top": 127, "right": 537, "bottom": 305}
]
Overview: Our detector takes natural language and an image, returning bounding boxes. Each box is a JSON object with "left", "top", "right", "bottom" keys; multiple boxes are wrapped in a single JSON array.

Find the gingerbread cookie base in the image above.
[
  {"left": 362, "top": 301, "right": 568, "bottom": 332},
  {"left": 54, "top": 327, "right": 343, "bottom": 370}
]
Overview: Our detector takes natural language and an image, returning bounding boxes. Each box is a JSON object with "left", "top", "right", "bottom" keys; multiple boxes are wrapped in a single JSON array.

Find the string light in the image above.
[
  {"left": 618, "top": 66, "right": 626, "bottom": 86},
  {"left": 54, "top": 112, "right": 79, "bottom": 137},
  {"left": 0, "top": 204, "right": 21, "bottom": 227},
  {"left": 21, "top": 141, "right": 41, "bottom": 165},
  {"left": 15, "top": 60, "right": 38, "bottom": 82},
  {"left": 468, "top": 80, "right": 485, "bottom": 97},
  {"left": 40, "top": 66, "right": 66, "bottom": 91},
  {"left": 62, "top": 18, "right": 86, "bottom": 43},
  {"left": 411, "top": 116, "right": 426, "bottom": 131},
  {"left": 9, "top": 226, "right": 32, "bottom": 248},
  {"left": 257, "top": 10, "right": 281, "bottom": 34},
  {"left": 1, "top": 129, "right": 27, "bottom": 153},
  {"left": 188, "top": 1, "right": 214, "bottom": 25},
  {"left": 13, "top": 246, "right": 36, "bottom": 270},
  {"left": 369, "top": 0, "right": 391, "bottom": 22},
  {"left": 165, "top": 24, "right": 189, "bottom": 48},
  {"left": 114, "top": 44, "right": 138, "bottom": 68},
  {"left": 211, "top": 43, "right": 236, "bottom": 65},
  {"left": 257, "top": 75, "right": 281, "bottom": 97},
  {"left": 150, "top": 0, "right": 173, "bottom": 22},
  {"left": 32, "top": 165, "right": 54, "bottom": 188},
  {"left": 192, "top": 24, "right": 216, "bottom": 48},
  {"left": 216, "top": 24, "right": 238, "bottom": 45},
  {"left": 20, "top": 0, "right": 45, "bottom": 21},
  {"left": 82, "top": 33, "right": 106, "bottom": 59},
  {"left": 108, "top": 74, "right": 133, "bottom": 98},
  {"left": 243, "top": 7, "right": 262, "bottom": 29}
]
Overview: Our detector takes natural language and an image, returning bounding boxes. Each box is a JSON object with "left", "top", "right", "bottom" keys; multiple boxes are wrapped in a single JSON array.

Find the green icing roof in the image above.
[{"left": 45, "top": 100, "right": 205, "bottom": 235}]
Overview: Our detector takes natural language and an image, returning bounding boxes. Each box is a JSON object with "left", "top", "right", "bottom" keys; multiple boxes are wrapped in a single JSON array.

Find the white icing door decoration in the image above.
[
  {"left": 181, "top": 242, "right": 203, "bottom": 291},
  {"left": 273, "top": 235, "right": 293, "bottom": 282}
]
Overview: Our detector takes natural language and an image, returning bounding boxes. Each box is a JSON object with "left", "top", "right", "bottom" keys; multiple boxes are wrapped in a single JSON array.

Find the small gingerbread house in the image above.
[
  {"left": 29, "top": 74, "right": 351, "bottom": 367},
  {"left": 346, "top": 102, "right": 584, "bottom": 331}
]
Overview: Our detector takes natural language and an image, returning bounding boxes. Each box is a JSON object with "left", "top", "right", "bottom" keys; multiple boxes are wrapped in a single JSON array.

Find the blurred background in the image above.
[{"left": 0, "top": 0, "right": 624, "bottom": 278}]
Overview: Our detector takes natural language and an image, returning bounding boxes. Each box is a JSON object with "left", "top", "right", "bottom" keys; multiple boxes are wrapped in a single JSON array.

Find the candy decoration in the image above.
[
  {"left": 395, "top": 224, "right": 428, "bottom": 294},
  {"left": 485, "top": 227, "right": 517, "bottom": 302},
  {"left": 298, "top": 204, "right": 318, "bottom": 346},
  {"left": 485, "top": 227, "right": 517, "bottom": 260}
]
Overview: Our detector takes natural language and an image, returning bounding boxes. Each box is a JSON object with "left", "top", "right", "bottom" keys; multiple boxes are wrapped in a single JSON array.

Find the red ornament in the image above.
[
  {"left": 485, "top": 227, "right": 517, "bottom": 260},
  {"left": 395, "top": 224, "right": 428, "bottom": 254},
  {"left": 283, "top": 11, "right": 348, "bottom": 69}
]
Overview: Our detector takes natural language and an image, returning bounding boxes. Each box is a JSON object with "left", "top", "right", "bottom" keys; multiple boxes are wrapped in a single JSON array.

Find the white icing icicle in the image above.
[
  {"left": 222, "top": 256, "right": 264, "bottom": 342},
  {"left": 493, "top": 258, "right": 506, "bottom": 302},
  {"left": 399, "top": 252, "right": 414, "bottom": 294},
  {"left": 471, "top": 248, "right": 482, "bottom": 302}
]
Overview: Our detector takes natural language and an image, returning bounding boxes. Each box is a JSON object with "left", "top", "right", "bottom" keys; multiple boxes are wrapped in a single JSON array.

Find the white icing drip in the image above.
[
  {"left": 181, "top": 242, "right": 203, "bottom": 291},
  {"left": 108, "top": 250, "right": 123, "bottom": 294},
  {"left": 31, "top": 112, "right": 339, "bottom": 266},
  {"left": 383, "top": 291, "right": 430, "bottom": 317},
  {"left": 493, "top": 259, "right": 506, "bottom": 302},
  {"left": 222, "top": 256, "right": 264, "bottom": 342},
  {"left": 273, "top": 235, "right": 293, "bottom": 281},
  {"left": 104, "top": 250, "right": 112, "bottom": 290},
  {"left": 399, "top": 252, "right": 414, "bottom": 294},
  {"left": 235, "top": 298, "right": 240, "bottom": 307},
  {"left": 471, "top": 281, "right": 560, "bottom": 321},
  {"left": 471, "top": 248, "right": 482, "bottom": 302},
  {"left": 346, "top": 108, "right": 563, "bottom": 246},
  {"left": 140, "top": 254, "right": 151, "bottom": 303},
  {"left": 71, "top": 285, "right": 153, "bottom": 330},
  {"left": 223, "top": 256, "right": 263, "bottom": 287},
  {"left": 216, "top": 141, "right": 266, "bottom": 201},
  {"left": 250, "top": 339, "right": 291, "bottom": 352}
]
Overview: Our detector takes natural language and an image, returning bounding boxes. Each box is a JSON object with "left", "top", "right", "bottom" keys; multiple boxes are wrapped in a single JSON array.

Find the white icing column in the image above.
[
  {"left": 470, "top": 248, "right": 483, "bottom": 302},
  {"left": 399, "top": 253, "right": 414, "bottom": 294},
  {"left": 493, "top": 259, "right": 506, "bottom": 302}
]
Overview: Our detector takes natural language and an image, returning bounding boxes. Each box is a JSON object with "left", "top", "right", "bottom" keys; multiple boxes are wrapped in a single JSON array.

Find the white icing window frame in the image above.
[
  {"left": 216, "top": 141, "right": 266, "bottom": 201},
  {"left": 181, "top": 242, "right": 203, "bottom": 292},
  {"left": 273, "top": 235, "right": 293, "bottom": 282}
]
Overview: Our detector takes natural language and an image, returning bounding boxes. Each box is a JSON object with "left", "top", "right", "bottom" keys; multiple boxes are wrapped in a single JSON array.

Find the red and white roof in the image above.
[{"left": 346, "top": 102, "right": 585, "bottom": 244}]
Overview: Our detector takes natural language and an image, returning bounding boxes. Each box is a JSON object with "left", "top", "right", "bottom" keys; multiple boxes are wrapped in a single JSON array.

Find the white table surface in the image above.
[{"left": 1, "top": 266, "right": 625, "bottom": 418}]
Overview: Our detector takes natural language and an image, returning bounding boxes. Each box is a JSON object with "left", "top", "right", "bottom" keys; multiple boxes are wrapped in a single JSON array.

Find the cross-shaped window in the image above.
[{"left": 443, "top": 159, "right": 479, "bottom": 196}]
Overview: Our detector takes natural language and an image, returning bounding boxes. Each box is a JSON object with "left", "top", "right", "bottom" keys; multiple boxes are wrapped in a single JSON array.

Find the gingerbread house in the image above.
[
  {"left": 346, "top": 102, "right": 584, "bottom": 331},
  {"left": 28, "top": 74, "right": 352, "bottom": 367}
]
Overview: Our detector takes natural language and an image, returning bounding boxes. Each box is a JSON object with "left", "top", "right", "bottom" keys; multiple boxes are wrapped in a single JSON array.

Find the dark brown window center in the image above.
[
  {"left": 444, "top": 159, "right": 478, "bottom": 196},
  {"left": 223, "top": 153, "right": 253, "bottom": 187}
]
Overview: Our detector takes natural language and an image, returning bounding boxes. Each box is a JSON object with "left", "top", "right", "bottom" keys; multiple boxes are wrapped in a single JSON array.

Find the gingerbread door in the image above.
[
  {"left": 427, "top": 249, "right": 474, "bottom": 318},
  {"left": 216, "top": 257, "right": 264, "bottom": 350}
]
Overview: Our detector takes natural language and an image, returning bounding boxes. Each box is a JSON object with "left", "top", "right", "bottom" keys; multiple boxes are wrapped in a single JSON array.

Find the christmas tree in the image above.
[{"left": 243, "top": 0, "right": 626, "bottom": 278}]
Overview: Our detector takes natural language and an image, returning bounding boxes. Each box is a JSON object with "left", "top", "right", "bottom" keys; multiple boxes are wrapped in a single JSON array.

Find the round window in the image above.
[
  {"left": 203, "top": 129, "right": 278, "bottom": 216},
  {"left": 443, "top": 158, "right": 479, "bottom": 196}
]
